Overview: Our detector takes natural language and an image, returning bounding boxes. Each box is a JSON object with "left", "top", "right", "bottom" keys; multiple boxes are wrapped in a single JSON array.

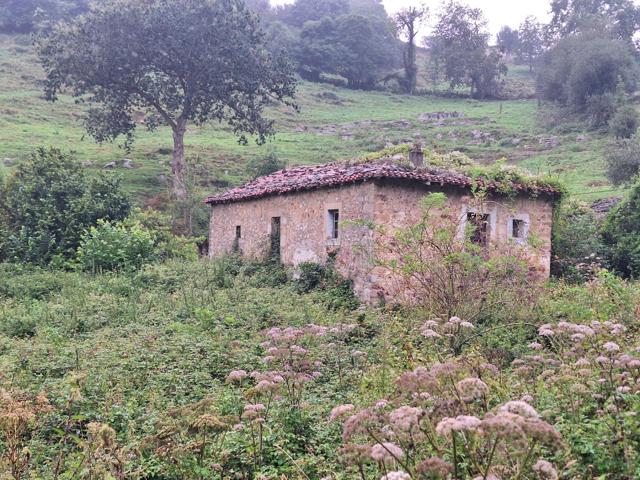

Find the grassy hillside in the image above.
[{"left": 0, "top": 34, "right": 623, "bottom": 203}]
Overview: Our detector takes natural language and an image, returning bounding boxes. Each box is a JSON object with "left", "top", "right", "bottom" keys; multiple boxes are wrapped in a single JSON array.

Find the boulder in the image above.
[
  {"left": 103, "top": 161, "right": 116, "bottom": 169},
  {"left": 122, "top": 158, "right": 134, "bottom": 169}
]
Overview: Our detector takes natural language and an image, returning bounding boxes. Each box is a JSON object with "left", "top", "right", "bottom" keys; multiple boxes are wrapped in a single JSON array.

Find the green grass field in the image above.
[{"left": 0, "top": 34, "right": 623, "bottom": 203}]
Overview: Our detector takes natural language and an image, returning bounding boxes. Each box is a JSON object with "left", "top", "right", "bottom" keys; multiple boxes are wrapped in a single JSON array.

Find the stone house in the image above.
[{"left": 205, "top": 154, "right": 560, "bottom": 302}]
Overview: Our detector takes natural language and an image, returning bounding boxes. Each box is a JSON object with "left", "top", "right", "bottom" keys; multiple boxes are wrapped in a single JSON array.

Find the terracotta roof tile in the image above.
[{"left": 204, "top": 161, "right": 560, "bottom": 205}]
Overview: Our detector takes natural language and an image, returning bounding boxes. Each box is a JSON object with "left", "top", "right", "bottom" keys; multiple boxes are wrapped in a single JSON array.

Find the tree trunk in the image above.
[{"left": 172, "top": 119, "right": 188, "bottom": 200}]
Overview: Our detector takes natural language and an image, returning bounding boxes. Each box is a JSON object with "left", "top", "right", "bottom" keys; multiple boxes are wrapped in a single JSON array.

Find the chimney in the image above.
[{"left": 409, "top": 143, "right": 424, "bottom": 168}]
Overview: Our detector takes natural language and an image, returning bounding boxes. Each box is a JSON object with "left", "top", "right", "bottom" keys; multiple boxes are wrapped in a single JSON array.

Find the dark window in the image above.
[
  {"left": 235, "top": 225, "right": 241, "bottom": 239},
  {"left": 512, "top": 219, "right": 525, "bottom": 239},
  {"left": 270, "top": 217, "right": 281, "bottom": 260},
  {"left": 467, "top": 212, "right": 489, "bottom": 246},
  {"left": 328, "top": 209, "right": 339, "bottom": 239}
]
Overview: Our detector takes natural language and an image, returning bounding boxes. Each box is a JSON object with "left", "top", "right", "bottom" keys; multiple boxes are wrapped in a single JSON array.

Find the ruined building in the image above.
[{"left": 206, "top": 150, "right": 560, "bottom": 302}]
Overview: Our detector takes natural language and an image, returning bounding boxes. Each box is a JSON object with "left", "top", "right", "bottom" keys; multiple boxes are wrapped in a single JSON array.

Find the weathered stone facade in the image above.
[{"left": 208, "top": 177, "right": 554, "bottom": 303}]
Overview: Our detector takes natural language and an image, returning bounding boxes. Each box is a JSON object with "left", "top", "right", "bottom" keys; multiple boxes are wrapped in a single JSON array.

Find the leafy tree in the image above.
[
  {"left": 38, "top": 0, "right": 297, "bottom": 199},
  {"left": 516, "top": 16, "right": 544, "bottom": 72},
  {"left": 537, "top": 36, "right": 638, "bottom": 111},
  {"left": 0, "top": 148, "right": 130, "bottom": 264},
  {"left": 394, "top": 5, "right": 429, "bottom": 95},
  {"left": 496, "top": 26, "right": 519, "bottom": 55},
  {"left": 429, "top": 1, "right": 506, "bottom": 99},
  {"left": 602, "top": 180, "right": 640, "bottom": 277},
  {"left": 298, "top": 14, "right": 395, "bottom": 88}
]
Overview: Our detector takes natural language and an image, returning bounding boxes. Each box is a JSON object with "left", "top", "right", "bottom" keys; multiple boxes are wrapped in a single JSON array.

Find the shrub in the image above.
[
  {"left": 606, "top": 136, "right": 640, "bottom": 185},
  {"left": 295, "top": 262, "right": 328, "bottom": 293},
  {"left": 602, "top": 180, "right": 640, "bottom": 278},
  {"left": 76, "top": 219, "right": 156, "bottom": 272},
  {"left": 247, "top": 151, "right": 285, "bottom": 179},
  {"left": 609, "top": 104, "right": 639, "bottom": 138},
  {"left": 0, "top": 147, "right": 130, "bottom": 264},
  {"left": 551, "top": 200, "right": 606, "bottom": 281},
  {"left": 585, "top": 92, "right": 616, "bottom": 127}
]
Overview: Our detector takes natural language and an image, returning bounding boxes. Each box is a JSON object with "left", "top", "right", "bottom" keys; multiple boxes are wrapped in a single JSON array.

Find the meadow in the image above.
[
  {"left": 0, "top": 35, "right": 621, "bottom": 203},
  {"left": 0, "top": 258, "right": 638, "bottom": 478}
]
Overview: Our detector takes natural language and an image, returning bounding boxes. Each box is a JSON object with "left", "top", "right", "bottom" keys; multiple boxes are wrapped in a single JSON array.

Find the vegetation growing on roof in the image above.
[{"left": 358, "top": 144, "right": 567, "bottom": 197}]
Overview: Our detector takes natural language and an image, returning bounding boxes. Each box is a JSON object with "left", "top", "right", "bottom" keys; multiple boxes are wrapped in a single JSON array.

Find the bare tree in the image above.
[{"left": 394, "top": 4, "right": 429, "bottom": 95}]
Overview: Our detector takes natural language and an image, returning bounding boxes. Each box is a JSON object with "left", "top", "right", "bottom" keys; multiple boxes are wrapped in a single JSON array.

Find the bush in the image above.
[
  {"left": 247, "top": 152, "right": 286, "bottom": 179},
  {"left": 606, "top": 136, "right": 640, "bottom": 185},
  {"left": 0, "top": 147, "right": 130, "bottom": 264},
  {"left": 585, "top": 92, "right": 616, "bottom": 127},
  {"left": 76, "top": 219, "right": 156, "bottom": 272},
  {"left": 295, "top": 262, "right": 327, "bottom": 293},
  {"left": 602, "top": 180, "right": 640, "bottom": 278},
  {"left": 609, "top": 104, "right": 639, "bottom": 138},
  {"left": 551, "top": 200, "right": 606, "bottom": 281}
]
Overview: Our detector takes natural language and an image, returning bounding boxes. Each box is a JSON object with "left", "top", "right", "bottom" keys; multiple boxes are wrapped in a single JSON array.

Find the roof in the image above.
[{"left": 204, "top": 161, "right": 561, "bottom": 205}]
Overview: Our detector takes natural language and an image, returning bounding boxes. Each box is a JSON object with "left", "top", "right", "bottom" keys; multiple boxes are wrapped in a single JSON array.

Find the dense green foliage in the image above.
[
  {"left": 551, "top": 200, "right": 606, "bottom": 280},
  {"left": 0, "top": 147, "right": 130, "bottom": 265},
  {"left": 37, "top": 0, "right": 297, "bottom": 199},
  {"left": 602, "top": 180, "right": 640, "bottom": 278},
  {"left": 537, "top": 36, "right": 638, "bottom": 119}
]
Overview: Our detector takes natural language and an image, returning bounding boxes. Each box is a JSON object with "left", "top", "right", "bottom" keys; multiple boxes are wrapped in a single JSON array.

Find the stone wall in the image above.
[
  {"left": 209, "top": 179, "right": 554, "bottom": 303},
  {"left": 208, "top": 182, "right": 377, "bottom": 299}
]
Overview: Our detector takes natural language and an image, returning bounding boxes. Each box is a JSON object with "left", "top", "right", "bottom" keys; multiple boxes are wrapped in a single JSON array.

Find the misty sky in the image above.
[{"left": 270, "top": 0, "right": 553, "bottom": 37}]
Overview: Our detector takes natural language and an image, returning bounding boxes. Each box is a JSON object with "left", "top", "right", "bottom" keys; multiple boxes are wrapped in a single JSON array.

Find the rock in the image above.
[
  {"left": 3, "top": 157, "right": 16, "bottom": 166},
  {"left": 512, "top": 138, "right": 521, "bottom": 145},
  {"left": 418, "top": 111, "right": 463, "bottom": 122},
  {"left": 591, "top": 196, "right": 622, "bottom": 214},
  {"left": 576, "top": 135, "right": 588, "bottom": 142},
  {"left": 391, "top": 153, "right": 405, "bottom": 161},
  {"left": 82, "top": 160, "right": 93, "bottom": 168},
  {"left": 538, "top": 136, "right": 558, "bottom": 149},
  {"left": 341, "top": 135, "right": 354, "bottom": 141},
  {"left": 122, "top": 158, "right": 134, "bottom": 169},
  {"left": 103, "top": 161, "right": 116, "bottom": 169},
  {"left": 158, "top": 174, "right": 167, "bottom": 184}
]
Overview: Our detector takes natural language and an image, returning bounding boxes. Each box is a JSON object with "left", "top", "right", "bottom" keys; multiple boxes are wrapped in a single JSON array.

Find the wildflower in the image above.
[
  {"left": 498, "top": 400, "right": 539, "bottom": 418},
  {"left": 532, "top": 459, "right": 558, "bottom": 480},
  {"left": 389, "top": 405, "right": 422, "bottom": 432},
  {"left": 603, "top": 342, "right": 620, "bottom": 353},
  {"left": 421, "top": 328, "right": 441, "bottom": 339},
  {"left": 460, "top": 321, "right": 474, "bottom": 329},
  {"left": 416, "top": 457, "right": 452, "bottom": 478},
  {"left": 472, "top": 474, "right": 500, "bottom": 480},
  {"left": 339, "top": 443, "right": 371, "bottom": 465},
  {"left": 351, "top": 350, "right": 366, "bottom": 358},
  {"left": 374, "top": 399, "right": 388, "bottom": 409},
  {"left": 424, "top": 320, "right": 439, "bottom": 328},
  {"left": 528, "top": 342, "right": 543, "bottom": 350},
  {"left": 457, "top": 377, "right": 489, "bottom": 400},
  {"left": 435, "top": 415, "right": 481, "bottom": 437},
  {"left": 226, "top": 370, "right": 248, "bottom": 383},
  {"left": 370, "top": 442, "right": 404, "bottom": 462},
  {"left": 329, "top": 404, "right": 354, "bottom": 422},
  {"left": 380, "top": 472, "right": 410, "bottom": 480}
]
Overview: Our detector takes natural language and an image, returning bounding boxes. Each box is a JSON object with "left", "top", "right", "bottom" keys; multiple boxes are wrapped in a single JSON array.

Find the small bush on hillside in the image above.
[
  {"left": 585, "top": 92, "right": 616, "bottom": 127},
  {"left": 606, "top": 136, "right": 640, "bottom": 185},
  {"left": 609, "top": 104, "right": 639, "bottom": 138},
  {"left": 551, "top": 200, "right": 606, "bottom": 281},
  {"left": 0, "top": 147, "right": 130, "bottom": 264},
  {"left": 247, "top": 151, "right": 285, "bottom": 179},
  {"left": 602, "top": 180, "right": 640, "bottom": 278}
]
